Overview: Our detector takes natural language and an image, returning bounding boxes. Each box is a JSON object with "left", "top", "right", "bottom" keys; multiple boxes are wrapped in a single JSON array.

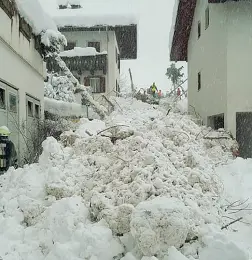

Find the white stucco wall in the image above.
[
  {"left": 60, "top": 30, "right": 120, "bottom": 99},
  {"left": 188, "top": 0, "right": 252, "bottom": 137},
  {"left": 188, "top": 0, "right": 228, "bottom": 127},
  {"left": 226, "top": 1, "right": 252, "bottom": 136},
  {"left": 0, "top": 8, "right": 45, "bottom": 162}
]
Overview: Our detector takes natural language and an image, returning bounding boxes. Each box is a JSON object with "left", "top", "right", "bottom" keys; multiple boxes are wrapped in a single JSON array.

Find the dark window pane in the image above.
[
  {"left": 88, "top": 42, "right": 100, "bottom": 52},
  {"left": 0, "top": 88, "right": 6, "bottom": 110},
  {"left": 9, "top": 94, "right": 17, "bottom": 113}
]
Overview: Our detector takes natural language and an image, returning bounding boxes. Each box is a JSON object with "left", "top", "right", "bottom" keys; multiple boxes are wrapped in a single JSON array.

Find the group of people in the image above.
[
  {"left": 149, "top": 82, "right": 162, "bottom": 98},
  {"left": 0, "top": 126, "right": 18, "bottom": 175}
]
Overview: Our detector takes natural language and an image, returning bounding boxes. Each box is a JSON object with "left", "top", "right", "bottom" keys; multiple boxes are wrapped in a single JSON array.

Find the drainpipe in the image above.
[{"left": 106, "top": 26, "right": 109, "bottom": 95}]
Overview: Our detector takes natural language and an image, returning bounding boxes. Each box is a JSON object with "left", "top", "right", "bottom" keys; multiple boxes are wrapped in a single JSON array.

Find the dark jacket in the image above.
[{"left": 0, "top": 136, "right": 18, "bottom": 173}]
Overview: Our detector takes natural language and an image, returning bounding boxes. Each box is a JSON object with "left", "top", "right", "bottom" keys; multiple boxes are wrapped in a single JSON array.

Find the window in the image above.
[
  {"left": 9, "top": 93, "right": 17, "bottom": 113},
  {"left": 89, "top": 77, "right": 106, "bottom": 93},
  {"left": 0, "top": 0, "right": 15, "bottom": 18},
  {"left": 88, "top": 42, "right": 100, "bottom": 52},
  {"left": 90, "top": 78, "right": 101, "bottom": 93},
  {"left": 205, "top": 6, "right": 209, "bottom": 29},
  {"left": 198, "top": 21, "right": 201, "bottom": 39},
  {"left": 0, "top": 88, "right": 6, "bottom": 109},
  {"left": 64, "top": 42, "right": 76, "bottom": 51},
  {"left": 198, "top": 72, "right": 201, "bottom": 91},
  {"left": 27, "top": 100, "right": 33, "bottom": 117},
  {"left": 35, "top": 104, "right": 40, "bottom": 118}
]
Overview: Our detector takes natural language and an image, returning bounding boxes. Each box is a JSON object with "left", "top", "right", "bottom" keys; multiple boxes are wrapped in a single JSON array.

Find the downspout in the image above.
[{"left": 106, "top": 26, "right": 109, "bottom": 95}]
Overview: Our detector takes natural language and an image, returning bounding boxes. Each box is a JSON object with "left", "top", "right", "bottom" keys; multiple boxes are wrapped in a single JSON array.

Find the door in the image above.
[{"left": 236, "top": 112, "right": 252, "bottom": 158}]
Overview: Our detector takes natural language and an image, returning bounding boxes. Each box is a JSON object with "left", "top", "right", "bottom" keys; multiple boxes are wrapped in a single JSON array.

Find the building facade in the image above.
[
  {"left": 170, "top": 0, "right": 252, "bottom": 158},
  {"left": 0, "top": 0, "right": 46, "bottom": 163},
  {"left": 47, "top": 5, "right": 137, "bottom": 107}
]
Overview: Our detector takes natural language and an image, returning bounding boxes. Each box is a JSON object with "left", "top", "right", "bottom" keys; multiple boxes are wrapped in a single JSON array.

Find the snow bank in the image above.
[
  {"left": 60, "top": 47, "right": 107, "bottom": 57},
  {"left": 15, "top": 0, "right": 58, "bottom": 34},
  {"left": 0, "top": 97, "right": 242, "bottom": 259}
]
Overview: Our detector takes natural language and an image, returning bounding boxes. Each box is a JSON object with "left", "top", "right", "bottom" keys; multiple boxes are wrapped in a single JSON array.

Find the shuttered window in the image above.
[{"left": 84, "top": 76, "right": 106, "bottom": 93}]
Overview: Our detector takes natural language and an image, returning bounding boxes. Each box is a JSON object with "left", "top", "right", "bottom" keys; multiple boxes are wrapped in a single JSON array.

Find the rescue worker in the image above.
[
  {"left": 0, "top": 126, "right": 18, "bottom": 174},
  {"left": 151, "top": 82, "right": 158, "bottom": 97}
]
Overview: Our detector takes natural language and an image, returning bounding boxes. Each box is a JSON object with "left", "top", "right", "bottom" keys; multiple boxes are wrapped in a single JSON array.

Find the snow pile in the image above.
[
  {"left": 0, "top": 98, "right": 244, "bottom": 259},
  {"left": 60, "top": 47, "right": 107, "bottom": 57}
]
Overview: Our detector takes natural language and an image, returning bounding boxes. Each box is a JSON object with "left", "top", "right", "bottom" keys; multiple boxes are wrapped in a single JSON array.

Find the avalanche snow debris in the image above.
[{"left": 0, "top": 97, "right": 246, "bottom": 259}]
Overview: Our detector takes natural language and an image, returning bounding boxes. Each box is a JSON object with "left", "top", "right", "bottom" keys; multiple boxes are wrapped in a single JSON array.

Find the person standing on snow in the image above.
[
  {"left": 0, "top": 126, "right": 18, "bottom": 174},
  {"left": 151, "top": 82, "right": 158, "bottom": 97},
  {"left": 177, "top": 87, "right": 181, "bottom": 100}
]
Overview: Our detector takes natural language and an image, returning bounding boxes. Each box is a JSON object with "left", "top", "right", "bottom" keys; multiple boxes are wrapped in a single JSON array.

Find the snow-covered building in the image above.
[
  {"left": 46, "top": 4, "right": 137, "bottom": 102},
  {"left": 0, "top": 0, "right": 62, "bottom": 163},
  {"left": 170, "top": 0, "right": 252, "bottom": 158}
]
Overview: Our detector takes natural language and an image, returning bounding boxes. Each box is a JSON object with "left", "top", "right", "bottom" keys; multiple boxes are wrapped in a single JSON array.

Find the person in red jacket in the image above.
[{"left": 177, "top": 87, "right": 181, "bottom": 99}]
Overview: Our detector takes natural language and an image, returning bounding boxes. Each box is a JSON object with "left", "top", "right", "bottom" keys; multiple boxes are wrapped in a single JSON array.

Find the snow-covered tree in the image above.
[{"left": 40, "top": 29, "right": 107, "bottom": 119}]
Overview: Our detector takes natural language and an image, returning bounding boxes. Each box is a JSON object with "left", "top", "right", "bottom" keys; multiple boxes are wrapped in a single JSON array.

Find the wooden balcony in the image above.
[{"left": 46, "top": 54, "right": 107, "bottom": 75}]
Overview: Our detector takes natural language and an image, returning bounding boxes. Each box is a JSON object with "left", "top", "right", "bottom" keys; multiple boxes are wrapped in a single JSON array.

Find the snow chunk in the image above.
[
  {"left": 131, "top": 197, "right": 190, "bottom": 256},
  {"left": 60, "top": 47, "right": 107, "bottom": 57}
]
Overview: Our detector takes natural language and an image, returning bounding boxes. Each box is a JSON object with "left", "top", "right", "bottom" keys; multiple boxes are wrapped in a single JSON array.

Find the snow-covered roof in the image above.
[
  {"left": 60, "top": 47, "right": 107, "bottom": 57},
  {"left": 15, "top": 0, "right": 58, "bottom": 35},
  {"left": 54, "top": 11, "right": 137, "bottom": 29}
]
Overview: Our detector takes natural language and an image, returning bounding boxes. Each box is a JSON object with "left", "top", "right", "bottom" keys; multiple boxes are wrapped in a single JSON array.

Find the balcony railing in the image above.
[{"left": 46, "top": 54, "right": 107, "bottom": 75}]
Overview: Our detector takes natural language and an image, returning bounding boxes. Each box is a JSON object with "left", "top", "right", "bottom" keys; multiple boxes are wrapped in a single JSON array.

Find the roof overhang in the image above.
[
  {"left": 59, "top": 24, "right": 137, "bottom": 60},
  {"left": 170, "top": 0, "right": 240, "bottom": 61}
]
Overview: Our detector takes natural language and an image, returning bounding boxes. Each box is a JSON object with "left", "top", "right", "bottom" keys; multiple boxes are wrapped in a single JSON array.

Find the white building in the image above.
[
  {"left": 0, "top": 0, "right": 60, "bottom": 163},
  {"left": 47, "top": 4, "right": 137, "bottom": 106},
  {"left": 170, "top": 0, "right": 252, "bottom": 158}
]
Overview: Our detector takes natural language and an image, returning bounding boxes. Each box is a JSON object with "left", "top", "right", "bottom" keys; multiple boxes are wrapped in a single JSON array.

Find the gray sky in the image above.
[{"left": 39, "top": 0, "right": 177, "bottom": 92}]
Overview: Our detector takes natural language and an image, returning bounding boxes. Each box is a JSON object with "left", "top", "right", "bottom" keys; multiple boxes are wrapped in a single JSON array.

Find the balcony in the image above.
[{"left": 46, "top": 54, "right": 107, "bottom": 75}]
